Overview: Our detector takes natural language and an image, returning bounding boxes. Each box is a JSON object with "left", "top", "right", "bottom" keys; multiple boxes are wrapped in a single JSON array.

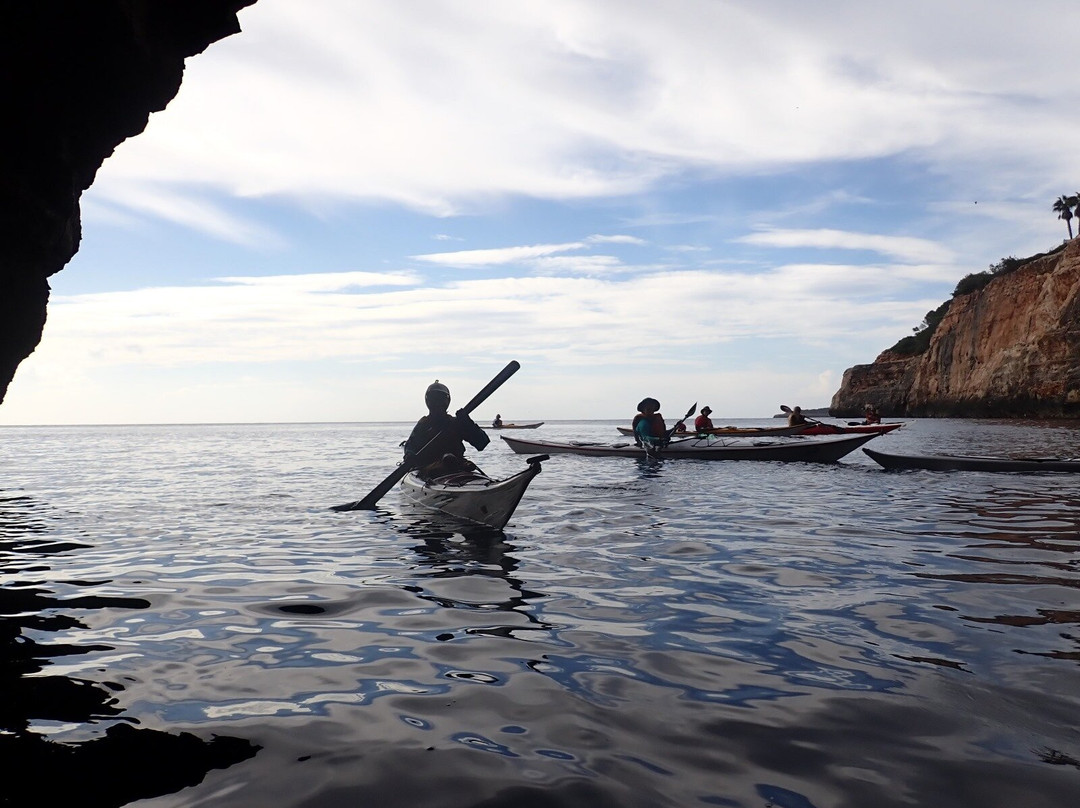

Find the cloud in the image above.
[
  {"left": 87, "top": 0, "right": 1080, "bottom": 231},
  {"left": 412, "top": 243, "right": 586, "bottom": 266},
  {"left": 736, "top": 229, "right": 955, "bottom": 264},
  {"left": 89, "top": 181, "right": 285, "bottom": 247},
  {"left": 216, "top": 271, "right": 420, "bottom": 291},
  {"left": 527, "top": 254, "right": 632, "bottom": 275},
  {"left": 587, "top": 234, "right": 647, "bottom": 245},
  {"left": 27, "top": 258, "right": 938, "bottom": 376}
]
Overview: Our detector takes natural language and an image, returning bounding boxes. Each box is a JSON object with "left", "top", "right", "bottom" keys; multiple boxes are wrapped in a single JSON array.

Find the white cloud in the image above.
[
  {"left": 413, "top": 243, "right": 586, "bottom": 266},
  {"left": 587, "top": 234, "right": 647, "bottom": 245},
  {"left": 22, "top": 261, "right": 937, "bottom": 373},
  {"left": 88, "top": 0, "right": 1080, "bottom": 230},
  {"left": 736, "top": 229, "right": 955, "bottom": 265},
  {"left": 215, "top": 271, "right": 419, "bottom": 291}
]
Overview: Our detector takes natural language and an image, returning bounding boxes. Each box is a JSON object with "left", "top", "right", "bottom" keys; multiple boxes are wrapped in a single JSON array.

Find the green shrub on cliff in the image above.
[
  {"left": 952, "top": 255, "right": 1027, "bottom": 297},
  {"left": 953, "top": 271, "right": 993, "bottom": 296},
  {"left": 889, "top": 255, "right": 1027, "bottom": 355},
  {"left": 889, "top": 299, "right": 951, "bottom": 355},
  {"left": 989, "top": 255, "right": 1024, "bottom": 276}
]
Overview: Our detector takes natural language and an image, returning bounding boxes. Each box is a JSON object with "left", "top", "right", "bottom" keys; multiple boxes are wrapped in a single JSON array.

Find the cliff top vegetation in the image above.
[{"left": 888, "top": 242, "right": 1070, "bottom": 357}]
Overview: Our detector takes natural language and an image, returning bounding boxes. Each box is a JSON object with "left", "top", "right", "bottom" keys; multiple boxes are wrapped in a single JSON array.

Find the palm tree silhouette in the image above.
[{"left": 1053, "top": 195, "right": 1075, "bottom": 239}]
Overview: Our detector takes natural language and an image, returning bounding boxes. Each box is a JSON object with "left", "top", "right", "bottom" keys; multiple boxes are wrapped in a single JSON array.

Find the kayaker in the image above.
[
  {"left": 632, "top": 397, "right": 667, "bottom": 447},
  {"left": 403, "top": 380, "right": 490, "bottom": 479},
  {"left": 787, "top": 406, "right": 808, "bottom": 426},
  {"left": 863, "top": 404, "right": 881, "bottom": 425},
  {"left": 694, "top": 406, "right": 714, "bottom": 432},
  {"left": 492, "top": 413, "right": 503, "bottom": 428}
]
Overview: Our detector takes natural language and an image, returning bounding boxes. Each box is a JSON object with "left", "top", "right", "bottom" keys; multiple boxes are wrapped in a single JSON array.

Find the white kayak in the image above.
[
  {"left": 501, "top": 432, "right": 879, "bottom": 463},
  {"left": 399, "top": 455, "right": 547, "bottom": 529}
]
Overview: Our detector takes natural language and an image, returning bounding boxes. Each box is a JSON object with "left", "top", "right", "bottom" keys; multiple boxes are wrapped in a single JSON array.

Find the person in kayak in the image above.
[
  {"left": 404, "top": 380, "right": 490, "bottom": 479},
  {"left": 632, "top": 397, "right": 668, "bottom": 447},
  {"left": 863, "top": 404, "right": 881, "bottom": 424},
  {"left": 492, "top": 413, "right": 503, "bottom": 428},
  {"left": 787, "top": 406, "right": 808, "bottom": 426},
  {"left": 694, "top": 406, "right": 714, "bottom": 432}
]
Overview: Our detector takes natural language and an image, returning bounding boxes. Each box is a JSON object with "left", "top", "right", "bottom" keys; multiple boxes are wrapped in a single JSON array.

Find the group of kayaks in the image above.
[{"left": 353, "top": 416, "right": 1080, "bottom": 532}]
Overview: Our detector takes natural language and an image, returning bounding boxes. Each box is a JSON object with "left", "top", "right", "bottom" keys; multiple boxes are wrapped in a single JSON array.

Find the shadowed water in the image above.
[{"left": 2, "top": 419, "right": 1079, "bottom": 807}]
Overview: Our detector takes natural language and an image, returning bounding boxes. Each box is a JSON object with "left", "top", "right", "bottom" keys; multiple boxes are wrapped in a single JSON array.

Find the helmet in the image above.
[{"left": 426, "top": 380, "right": 450, "bottom": 398}]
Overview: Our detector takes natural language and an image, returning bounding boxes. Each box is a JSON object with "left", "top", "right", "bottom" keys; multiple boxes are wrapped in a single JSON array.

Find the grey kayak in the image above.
[{"left": 864, "top": 447, "right": 1080, "bottom": 472}]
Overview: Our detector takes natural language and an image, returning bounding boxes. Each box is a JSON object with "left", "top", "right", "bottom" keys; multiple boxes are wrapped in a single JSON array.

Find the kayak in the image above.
[
  {"left": 617, "top": 424, "right": 810, "bottom": 438},
  {"left": 799, "top": 422, "right": 904, "bottom": 435},
  {"left": 482, "top": 422, "right": 544, "bottom": 430},
  {"left": 863, "top": 447, "right": 1080, "bottom": 472},
  {"left": 399, "top": 455, "right": 547, "bottom": 528},
  {"left": 501, "top": 432, "right": 879, "bottom": 463}
]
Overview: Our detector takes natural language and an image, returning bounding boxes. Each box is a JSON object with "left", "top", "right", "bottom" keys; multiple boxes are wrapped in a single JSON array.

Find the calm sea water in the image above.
[{"left": 2, "top": 418, "right": 1080, "bottom": 807}]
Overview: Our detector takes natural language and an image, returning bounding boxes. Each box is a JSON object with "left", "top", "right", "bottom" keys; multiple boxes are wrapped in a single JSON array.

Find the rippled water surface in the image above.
[{"left": 3, "top": 419, "right": 1080, "bottom": 807}]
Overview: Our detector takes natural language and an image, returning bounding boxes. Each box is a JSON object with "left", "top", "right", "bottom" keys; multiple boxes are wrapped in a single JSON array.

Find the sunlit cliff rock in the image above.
[
  {"left": 831, "top": 238, "right": 1080, "bottom": 417},
  {"left": 0, "top": 0, "right": 256, "bottom": 406}
]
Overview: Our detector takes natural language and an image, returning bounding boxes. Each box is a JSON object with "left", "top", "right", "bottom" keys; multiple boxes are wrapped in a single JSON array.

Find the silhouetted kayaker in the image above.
[{"left": 403, "top": 380, "right": 490, "bottom": 479}]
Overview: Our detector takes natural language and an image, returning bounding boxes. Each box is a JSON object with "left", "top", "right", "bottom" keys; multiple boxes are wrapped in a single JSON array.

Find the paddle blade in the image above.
[
  {"left": 332, "top": 460, "right": 415, "bottom": 511},
  {"left": 458, "top": 361, "right": 520, "bottom": 415}
]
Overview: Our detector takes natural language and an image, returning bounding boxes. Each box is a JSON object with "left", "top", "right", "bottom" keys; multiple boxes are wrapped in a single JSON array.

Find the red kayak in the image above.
[{"left": 799, "top": 422, "right": 904, "bottom": 435}]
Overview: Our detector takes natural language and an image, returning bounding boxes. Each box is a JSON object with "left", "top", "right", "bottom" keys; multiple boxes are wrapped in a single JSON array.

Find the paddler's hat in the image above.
[
  {"left": 426, "top": 380, "right": 450, "bottom": 399},
  {"left": 701, "top": 406, "right": 712, "bottom": 414}
]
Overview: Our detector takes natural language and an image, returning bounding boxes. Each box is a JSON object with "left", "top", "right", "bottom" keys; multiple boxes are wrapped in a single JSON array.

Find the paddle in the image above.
[
  {"left": 664, "top": 402, "right": 698, "bottom": 446},
  {"left": 332, "top": 361, "right": 521, "bottom": 511}
]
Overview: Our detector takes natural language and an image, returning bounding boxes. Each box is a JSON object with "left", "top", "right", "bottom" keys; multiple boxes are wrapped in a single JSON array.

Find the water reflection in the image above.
[
  {"left": 0, "top": 491, "right": 258, "bottom": 807},
  {"left": 397, "top": 514, "right": 555, "bottom": 641}
]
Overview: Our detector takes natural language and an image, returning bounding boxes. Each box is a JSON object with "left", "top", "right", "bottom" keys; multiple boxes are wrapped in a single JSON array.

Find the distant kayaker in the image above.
[
  {"left": 863, "top": 404, "right": 881, "bottom": 425},
  {"left": 632, "top": 397, "right": 667, "bottom": 447},
  {"left": 404, "top": 380, "right": 490, "bottom": 479},
  {"left": 694, "top": 406, "right": 714, "bottom": 432},
  {"left": 787, "top": 406, "right": 808, "bottom": 426},
  {"left": 492, "top": 413, "right": 503, "bottom": 428}
]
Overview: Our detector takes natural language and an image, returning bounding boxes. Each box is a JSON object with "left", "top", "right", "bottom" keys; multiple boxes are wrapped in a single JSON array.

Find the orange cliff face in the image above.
[{"left": 830, "top": 239, "right": 1080, "bottom": 418}]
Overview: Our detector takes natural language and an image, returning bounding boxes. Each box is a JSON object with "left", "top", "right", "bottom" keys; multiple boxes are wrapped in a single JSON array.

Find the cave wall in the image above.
[{"left": 0, "top": 0, "right": 257, "bottom": 406}]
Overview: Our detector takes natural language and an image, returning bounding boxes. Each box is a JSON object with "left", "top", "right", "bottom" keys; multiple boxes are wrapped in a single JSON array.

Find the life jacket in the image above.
[{"left": 632, "top": 413, "right": 667, "bottom": 444}]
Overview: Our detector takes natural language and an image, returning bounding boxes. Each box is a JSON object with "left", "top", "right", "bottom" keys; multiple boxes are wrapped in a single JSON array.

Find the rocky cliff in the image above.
[
  {"left": 831, "top": 238, "right": 1080, "bottom": 418},
  {"left": 0, "top": 0, "right": 256, "bottom": 406}
]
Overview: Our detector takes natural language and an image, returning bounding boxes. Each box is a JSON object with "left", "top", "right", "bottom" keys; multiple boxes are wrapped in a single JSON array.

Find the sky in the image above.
[{"left": 3, "top": 0, "right": 1079, "bottom": 425}]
